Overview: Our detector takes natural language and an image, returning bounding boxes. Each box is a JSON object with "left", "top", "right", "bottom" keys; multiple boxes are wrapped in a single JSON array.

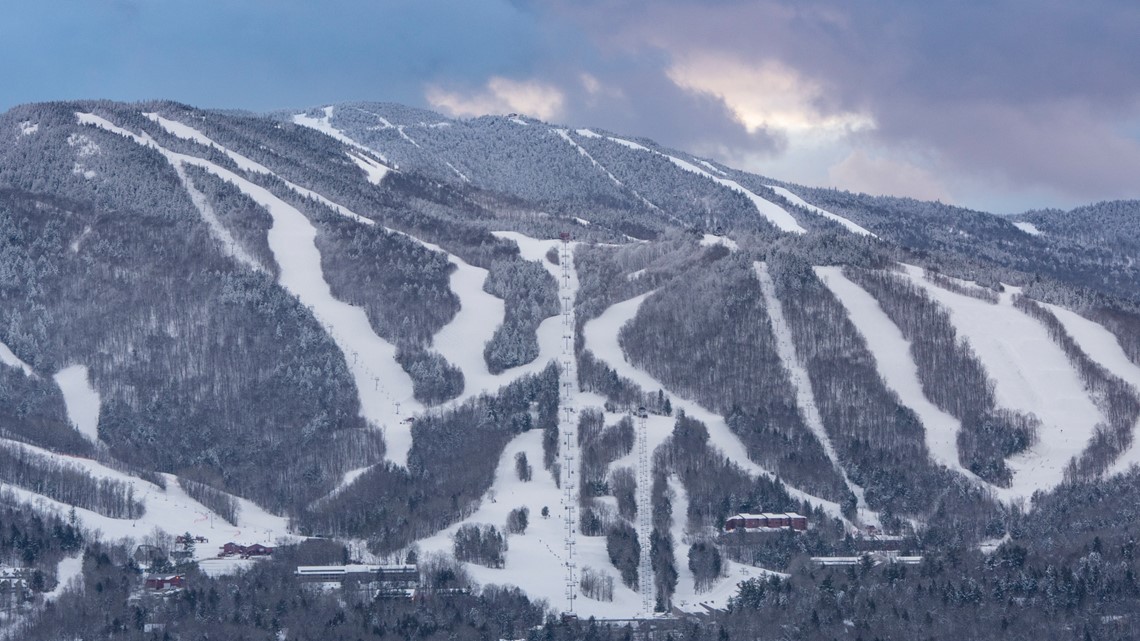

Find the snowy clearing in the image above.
[
  {"left": 575, "top": 128, "right": 602, "bottom": 138},
  {"left": 52, "top": 365, "right": 101, "bottom": 442},
  {"left": 346, "top": 150, "right": 390, "bottom": 184},
  {"left": 767, "top": 185, "right": 876, "bottom": 237},
  {"left": 18, "top": 121, "right": 39, "bottom": 137},
  {"left": 900, "top": 264, "right": 1103, "bottom": 501},
  {"left": 699, "top": 234, "right": 739, "bottom": 251},
  {"left": 607, "top": 136, "right": 806, "bottom": 234},
  {"left": 292, "top": 106, "right": 391, "bottom": 162},
  {"left": 816, "top": 267, "right": 978, "bottom": 483},
  {"left": 1013, "top": 221, "right": 1042, "bottom": 236},
  {"left": 757, "top": 264, "right": 878, "bottom": 526},
  {"left": 44, "top": 555, "right": 83, "bottom": 602},
  {"left": 0, "top": 338, "right": 36, "bottom": 377}
]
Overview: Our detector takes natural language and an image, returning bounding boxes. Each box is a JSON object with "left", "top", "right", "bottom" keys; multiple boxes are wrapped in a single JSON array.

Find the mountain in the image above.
[{"left": 3, "top": 99, "right": 1140, "bottom": 638}]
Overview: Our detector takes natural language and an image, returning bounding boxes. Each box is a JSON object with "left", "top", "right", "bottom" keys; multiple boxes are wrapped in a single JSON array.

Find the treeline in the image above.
[
  {"left": 844, "top": 266, "right": 1038, "bottom": 485},
  {"left": 0, "top": 446, "right": 143, "bottom": 519},
  {"left": 0, "top": 491, "right": 84, "bottom": 590},
  {"left": 483, "top": 257, "right": 559, "bottom": 373},
  {"left": 1013, "top": 296, "right": 1140, "bottom": 479},
  {"left": 297, "top": 365, "right": 559, "bottom": 553}
]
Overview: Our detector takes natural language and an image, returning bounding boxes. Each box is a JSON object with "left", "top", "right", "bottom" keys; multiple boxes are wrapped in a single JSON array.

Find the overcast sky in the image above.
[{"left": 3, "top": 0, "right": 1138, "bottom": 214}]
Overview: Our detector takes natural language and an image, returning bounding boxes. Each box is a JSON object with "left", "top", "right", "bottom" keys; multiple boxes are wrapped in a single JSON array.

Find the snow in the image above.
[
  {"left": 574, "top": 217, "right": 591, "bottom": 226},
  {"left": 0, "top": 438, "right": 291, "bottom": 553},
  {"left": 606, "top": 136, "right": 806, "bottom": 234},
  {"left": 44, "top": 555, "right": 83, "bottom": 602},
  {"left": 899, "top": 264, "right": 1103, "bottom": 501},
  {"left": 767, "top": 185, "right": 876, "bottom": 237},
  {"left": 0, "top": 338, "right": 36, "bottom": 377},
  {"left": 756, "top": 264, "right": 878, "bottom": 526},
  {"left": 818, "top": 267, "right": 981, "bottom": 484},
  {"left": 292, "top": 106, "right": 391, "bottom": 162},
  {"left": 1013, "top": 221, "right": 1042, "bottom": 236},
  {"left": 626, "top": 269, "right": 646, "bottom": 281},
  {"left": 168, "top": 155, "right": 266, "bottom": 272},
  {"left": 581, "top": 292, "right": 849, "bottom": 521},
  {"left": 575, "top": 128, "right": 602, "bottom": 138},
  {"left": 18, "top": 121, "right": 38, "bottom": 137},
  {"left": 508, "top": 117, "right": 529, "bottom": 126},
  {"left": 345, "top": 150, "right": 390, "bottom": 185},
  {"left": 52, "top": 365, "right": 100, "bottom": 442},
  {"left": 697, "top": 160, "right": 726, "bottom": 176},
  {"left": 78, "top": 112, "right": 423, "bottom": 466},
  {"left": 1041, "top": 304, "right": 1140, "bottom": 476},
  {"left": 144, "top": 112, "right": 273, "bottom": 175},
  {"left": 415, "top": 430, "right": 641, "bottom": 618},
  {"left": 444, "top": 161, "right": 470, "bottom": 182},
  {"left": 553, "top": 129, "right": 625, "bottom": 188},
  {"left": 699, "top": 234, "right": 739, "bottom": 251}
]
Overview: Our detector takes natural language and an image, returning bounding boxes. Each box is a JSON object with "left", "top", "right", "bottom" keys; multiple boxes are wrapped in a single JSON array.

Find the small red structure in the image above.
[
  {"left": 559, "top": 232, "right": 571, "bottom": 242},
  {"left": 244, "top": 544, "right": 274, "bottom": 557},
  {"left": 144, "top": 574, "right": 185, "bottom": 590}
]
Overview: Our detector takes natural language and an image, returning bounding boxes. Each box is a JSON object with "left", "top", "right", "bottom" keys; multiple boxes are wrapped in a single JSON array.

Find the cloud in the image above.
[
  {"left": 426, "top": 77, "right": 566, "bottom": 120},
  {"left": 828, "top": 150, "right": 950, "bottom": 202}
]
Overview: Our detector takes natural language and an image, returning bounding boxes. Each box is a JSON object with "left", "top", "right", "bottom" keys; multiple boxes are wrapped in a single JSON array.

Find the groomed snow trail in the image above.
[
  {"left": 0, "top": 338, "right": 35, "bottom": 377},
  {"left": 755, "top": 264, "right": 878, "bottom": 526},
  {"left": 899, "top": 264, "right": 1103, "bottom": 501},
  {"left": 607, "top": 136, "right": 806, "bottom": 234},
  {"left": 79, "top": 113, "right": 423, "bottom": 466},
  {"left": 0, "top": 437, "right": 291, "bottom": 553},
  {"left": 816, "top": 266, "right": 978, "bottom": 483},
  {"left": 582, "top": 292, "right": 849, "bottom": 522},
  {"left": 551, "top": 129, "right": 661, "bottom": 214},
  {"left": 292, "top": 106, "right": 392, "bottom": 165},
  {"left": 1042, "top": 304, "right": 1140, "bottom": 476},
  {"left": 52, "top": 365, "right": 100, "bottom": 442},
  {"left": 766, "top": 186, "right": 876, "bottom": 237}
]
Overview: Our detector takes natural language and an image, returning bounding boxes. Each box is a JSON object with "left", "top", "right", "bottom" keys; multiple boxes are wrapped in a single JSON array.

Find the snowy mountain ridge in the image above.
[{"left": 1, "top": 99, "right": 1139, "bottom": 620}]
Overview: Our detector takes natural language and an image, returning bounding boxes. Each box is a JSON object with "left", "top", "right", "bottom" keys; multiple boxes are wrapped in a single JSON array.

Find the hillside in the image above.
[{"left": 2, "top": 99, "right": 1140, "bottom": 635}]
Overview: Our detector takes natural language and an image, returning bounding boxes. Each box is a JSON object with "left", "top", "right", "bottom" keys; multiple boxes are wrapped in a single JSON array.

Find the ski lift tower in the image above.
[
  {"left": 558, "top": 231, "right": 579, "bottom": 612},
  {"left": 636, "top": 406, "right": 653, "bottom": 615}
]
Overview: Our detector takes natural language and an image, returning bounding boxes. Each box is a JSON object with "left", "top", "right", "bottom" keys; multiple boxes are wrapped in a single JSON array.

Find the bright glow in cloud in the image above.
[
  {"left": 666, "top": 54, "right": 874, "bottom": 136},
  {"left": 828, "top": 150, "right": 950, "bottom": 202},
  {"left": 426, "top": 77, "right": 566, "bottom": 121}
]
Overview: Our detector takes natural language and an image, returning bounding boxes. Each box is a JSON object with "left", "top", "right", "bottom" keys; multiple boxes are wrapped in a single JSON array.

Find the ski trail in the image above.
[
  {"left": 292, "top": 106, "right": 391, "bottom": 163},
  {"left": 899, "top": 264, "right": 1103, "bottom": 501},
  {"left": 816, "top": 266, "right": 980, "bottom": 483},
  {"left": 52, "top": 365, "right": 100, "bottom": 442},
  {"left": 607, "top": 136, "right": 806, "bottom": 233},
  {"left": 667, "top": 476, "right": 696, "bottom": 600},
  {"left": 755, "top": 263, "right": 878, "bottom": 525},
  {"left": 766, "top": 185, "right": 876, "bottom": 237},
  {"left": 1042, "top": 304, "right": 1140, "bottom": 476},
  {"left": 582, "top": 292, "right": 848, "bottom": 522},
  {"left": 553, "top": 129, "right": 662, "bottom": 213},
  {"left": 0, "top": 338, "right": 36, "bottom": 377},
  {"left": 78, "top": 113, "right": 422, "bottom": 466}
]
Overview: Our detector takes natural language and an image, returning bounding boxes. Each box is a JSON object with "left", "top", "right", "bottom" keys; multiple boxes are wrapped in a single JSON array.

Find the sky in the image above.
[{"left": 2, "top": 0, "right": 1138, "bottom": 214}]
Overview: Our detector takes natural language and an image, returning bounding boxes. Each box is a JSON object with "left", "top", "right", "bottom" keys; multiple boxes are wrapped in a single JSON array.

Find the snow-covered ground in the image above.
[
  {"left": 606, "top": 136, "right": 806, "bottom": 234},
  {"left": 1042, "top": 304, "right": 1140, "bottom": 476},
  {"left": 0, "top": 438, "right": 291, "bottom": 556},
  {"left": 44, "top": 555, "right": 83, "bottom": 602},
  {"left": 1012, "top": 221, "right": 1042, "bottom": 236},
  {"left": 756, "top": 264, "right": 878, "bottom": 526},
  {"left": 52, "top": 365, "right": 100, "bottom": 442},
  {"left": 699, "top": 234, "right": 739, "bottom": 251},
  {"left": 816, "top": 266, "right": 979, "bottom": 484},
  {"left": 581, "top": 292, "right": 849, "bottom": 521},
  {"left": 0, "top": 338, "right": 36, "bottom": 377},
  {"left": 899, "top": 264, "right": 1103, "bottom": 501},
  {"left": 766, "top": 185, "right": 876, "bottom": 237},
  {"left": 79, "top": 112, "right": 423, "bottom": 466},
  {"left": 292, "top": 106, "right": 392, "bottom": 164}
]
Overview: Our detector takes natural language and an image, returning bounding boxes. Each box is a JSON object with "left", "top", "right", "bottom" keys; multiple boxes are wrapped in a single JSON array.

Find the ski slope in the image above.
[
  {"left": 766, "top": 186, "right": 876, "bottom": 237},
  {"left": 0, "top": 338, "right": 35, "bottom": 377},
  {"left": 1013, "top": 222, "right": 1042, "bottom": 236},
  {"left": 606, "top": 136, "right": 806, "bottom": 234},
  {"left": 1042, "top": 304, "right": 1140, "bottom": 476},
  {"left": 0, "top": 438, "right": 290, "bottom": 554},
  {"left": 292, "top": 106, "right": 392, "bottom": 164},
  {"left": 899, "top": 265, "right": 1103, "bottom": 500},
  {"left": 581, "top": 292, "right": 848, "bottom": 521},
  {"left": 52, "top": 365, "right": 100, "bottom": 442},
  {"left": 756, "top": 264, "right": 878, "bottom": 526},
  {"left": 79, "top": 113, "right": 423, "bottom": 466},
  {"left": 699, "top": 234, "right": 739, "bottom": 251},
  {"left": 816, "top": 266, "right": 978, "bottom": 483}
]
